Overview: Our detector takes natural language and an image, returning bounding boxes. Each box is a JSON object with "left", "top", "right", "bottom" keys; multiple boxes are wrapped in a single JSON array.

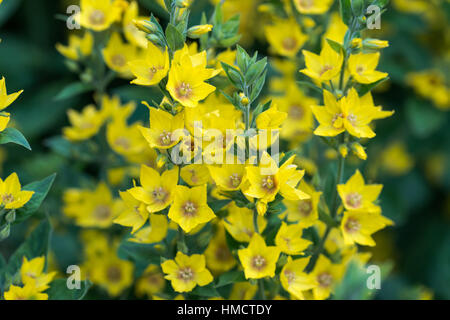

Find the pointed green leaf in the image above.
[{"left": 0, "top": 127, "right": 31, "bottom": 150}]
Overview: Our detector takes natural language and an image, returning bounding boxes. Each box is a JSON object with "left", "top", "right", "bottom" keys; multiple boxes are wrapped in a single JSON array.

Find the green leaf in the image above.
[
  {"left": 220, "top": 62, "right": 244, "bottom": 90},
  {"left": 326, "top": 38, "right": 345, "bottom": 55},
  {"left": 0, "top": 0, "right": 22, "bottom": 27},
  {"left": 5, "top": 219, "right": 51, "bottom": 277},
  {"left": 236, "top": 45, "right": 250, "bottom": 73},
  {"left": 165, "top": 23, "right": 185, "bottom": 52},
  {"left": 163, "top": 0, "right": 173, "bottom": 12},
  {"left": 46, "top": 279, "right": 92, "bottom": 300},
  {"left": 215, "top": 270, "right": 245, "bottom": 288},
  {"left": 339, "top": 0, "right": 353, "bottom": 26},
  {"left": 356, "top": 77, "right": 389, "bottom": 96},
  {"left": 249, "top": 70, "right": 267, "bottom": 102},
  {"left": 15, "top": 173, "right": 56, "bottom": 223},
  {"left": 297, "top": 81, "right": 323, "bottom": 95},
  {"left": 0, "top": 127, "right": 31, "bottom": 150},
  {"left": 245, "top": 57, "right": 267, "bottom": 85},
  {"left": 54, "top": 82, "right": 92, "bottom": 101},
  {"left": 191, "top": 283, "right": 221, "bottom": 298},
  {"left": 208, "top": 199, "right": 231, "bottom": 212}
]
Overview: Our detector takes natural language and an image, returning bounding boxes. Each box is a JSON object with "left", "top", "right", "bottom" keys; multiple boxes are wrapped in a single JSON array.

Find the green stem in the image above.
[
  {"left": 253, "top": 209, "right": 260, "bottom": 234},
  {"left": 258, "top": 279, "right": 266, "bottom": 300}
]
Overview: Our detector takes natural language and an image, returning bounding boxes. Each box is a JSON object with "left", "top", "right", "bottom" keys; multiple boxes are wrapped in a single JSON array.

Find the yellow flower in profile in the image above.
[
  {"left": 256, "top": 105, "right": 288, "bottom": 130},
  {"left": 322, "top": 12, "right": 348, "bottom": 46},
  {"left": 78, "top": 0, "right": 122, "bottom": 32},
  {"left": 293, "top": 0, "right": 333, "bottom": 14},
  {"left": 113, "top": 190, "right": 148, "bottom": 233},
  {"left": 103, "top": 32, "right": 138, "bottom": 76},
  {"left": 0, "top": 173, "right": 34, "bottom": 209},
  {"left": 208, "top": 164, "right": 246, "bottom": 191},
  {"left": 168, "top": 184, "right": 216, "bottom": 233},
  {"left": 265, "top": 19, "right": 308, "bottom": 58},
  {"left": 238, "top": 233, "right": 280, "bottom": 279},
  {"left": 180, "top": 164, "right": 211, "bottom": 186},
  {"left": 128, "top": 213, "right": 168, "bottom": 244},
  {"left": 3, "top": 282, "right": 48, "bottom": 300},
  {"left": 283, "top": 180, "right": 321, "bottom": 228},
  {"left": 311, "top": 255, "right": 345, "bottom": 300},
  {"left": 135, "top": 265, "right": 165, "bottom": 297},
  {"left": 280, "top": 257, "right": 317, "bottom": 300},
  {"left": 341, "top": 210, "right": 393, "bottom": 246},
  {"left": 204, "top": 224, "right": 236, "bottom": 274},
  {"left": 63, "top": 105, "right": 106, "bottom": 142},
  {"left": 337, "top": 170, "right": 383, "bottom": 213},
  {"left": 187, "top": 24, "right": 213, "bottom": 37},
  {"left": 139, "top": 108, "right": 185, "bottom": 149},
  {"left": 244, "top": 152, "right": 309, "bottom": 208},
  {"left": 275, "top": 222, "right": 312, "bottom": 255},
  {"left": 167, "top": 46, "right": 219, "bottom": 108},
  {"left": 348, "top": 52, "right": 388, "bottom": 84},
  {"left": 89, "top": 251, "right": 134, "bottom": 297},
  {"left": 223, "top": 203, "right": 267, "bottom": 242},
  {"left": 0, "top": 77, "right": 23, "bottom": 132},
  {"left": 301, "top": 42, "right": 343, "bottom": 82},
  {"left": 128, "top": 165, "right": 178, "bottom": 213},
  {"left": 161, "top": 252, "right": 213, "bottom": 292},
  {"left": 20, "top": 257, "right": 56, "bottom": 291},
  {"left": 129, "top": 42, "right": 170, "bottom": 86},
  {"left": 123, "top": 1, "right": 147, "bottom": 48},
  {"left": 56, "top": 32, "right": 93, "bottom": 61},
  {"left": 229, "top": 282, "right": 258, "bottom": 300},
  {"left": 63, "top": 182, "right": 122, "bottom": 228},
  {"left": 311, "top": 89, "right": 385, "bottom": 138}
]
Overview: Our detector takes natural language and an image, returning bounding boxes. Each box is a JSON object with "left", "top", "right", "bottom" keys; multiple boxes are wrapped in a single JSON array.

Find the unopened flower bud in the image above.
[
  {"left": 187, "top": 24, "right": 213, "bottom": 38},
  {"left": 175, "top": 0, "right": 189, "bottom": 8},
  {"left": 351, "top": 38, "right": 362, "bottom": 49},
  {"left": 5, "top": 210, "right": 15, "bottom": 224},
  {"left": 339, "top": 145, "right": 348, "bottom": 158},
  {"left": 0, "top": 223, "right": 10, "bottom": 240},
  {"left": 239, "top": 93, "right": 249, "bottom": 106},
  {"left": 146, "top": 34, "right": 164, "bottom": 47},
  {"left": 256, "top": 200, "right": 268, "bottom": 216},
  {"left": 156, "top": 154, "right": 167, "bottom": 169},
  {"left": 351, "top": 142, "right": 367, "bottom": 160},
  {"left": 363, "top": 38, "right": 390, "bottom": 50},
  {"left": 133, "top": 19, "right": 158, "bottom": 34}
]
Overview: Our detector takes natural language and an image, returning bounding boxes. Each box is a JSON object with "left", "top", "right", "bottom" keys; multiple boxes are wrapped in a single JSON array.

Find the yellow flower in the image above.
[
  {"left": 161, "top": 252, "right": 213, "bottom": 292},
  {"left": 275, "top": 222, "right": 312, "bottom": 255},
  {"left": 135, "top": 265, "right": 165, "bottom": 297},
  {"left": 0, "top": 173, "right": 34, "bottom": 209},
  {"left": 0, "top": 77, "right": 23, "bottom": 132},
  {"left": 406, "top": 70, "right": 450, "bottom": 110},
  {"left": 256, "top": 105, "right": 288, "bottom": 130},
  {"left": 167, "top": 46, "right": 219, "bottom": 108},
  {"left": 379, "top": 141, "right": 414, "bottom": 175},
  {"left": 243, "top": 152, "right": 309, "bottom": 206},
  {"left": 223, "top": 203, "right": 267, "bottom": 242},
  {"left": 187, "top": 24, "right": 213, "bottom": 38},
  {"left": 129, "top": 42, "right": 170, "bottom": 86},
  {"left": 63, "top": 182, "right": 122, "bottom": 228},
  {"left": 265, "top": 18, "right": 308, "bottom": 58},
  {"left": 56, "top": 32, "right": 93, "bottom": 61},
  {"left": 301, "top": 42, "right": 343, "bottom": 82},
  {"left": 78, "top": 0, "right": 122, "bottom": 32},
  {"left": 180, "top": 164, "right": 211, "bottom": 186},
  {"left": 311, "top": 255, "right": 345, "bottom": 300},
  {"left": 293, "top": 0, "right": 333, "bottom": 14},
  {"left": 341, "top": 210, "right": 393, "bottom": 246},
  {"left": 139, "top": 108, "right": 185, "bottom": 149},
  {"left": 204, "top": 224, "right": 236, "bottom": 274},
  {"left": 283, "top": 180, "right": 321, "bottom": 228},
  {"left": 168, "top": 184, "right": 216, "bottom": 233},
  {"left": 128, "top": 213, "right": 168, "bottom": 244},
  {"left": 4, "top": 282, "right": 48, "bottom": 300},
  {"left": 89, "top": 251, "right": 134, "bottom": 297},
  {"left": 128, "top": 165, "right": 178, "bottom": 213},
  {"left": 348, "top": 52, "right": 388, "bottom": 84},
  {"left": 337, "top": 169, "right": 383, "bottom": 213},
  {"left": 238, "top": 233, "right": 280, "bottom": 279},
  {"left": 229, "top": 282, "right": 258, "bottom": 300},
  {"left": 103, "top": 32, "right": 138, "bottom": 76},
  {"left": 311, "top": 88, "right": 391, "bottom": 138},
  {"left": 280, "top": 257, "right": 317, "bottom": 300},
  {"left": 123, "top": 1, "right": 147, "bottom": 48},
  {"left": 107, "top": 120, "right": 147, "bottom": 158},
  {"left": 63, "top": 105, "right": 106, "bottom": 142},
  {"left": 20, "top": 257, "right": 56, "bottom": 291},
  {"left": 208, "top": 164, "right": 246, "bottom": 191},
  {"left": 113, "top": 190, "right": 149, "bottom": 233}
]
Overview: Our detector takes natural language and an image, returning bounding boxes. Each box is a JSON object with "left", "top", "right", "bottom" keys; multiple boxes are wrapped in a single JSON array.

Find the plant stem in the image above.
[
  {"left": 258, "top": 279, "right": 266, "bottom": 300},
  {"left": 253, "top": 209, "right": 260, "bottom": 234}
]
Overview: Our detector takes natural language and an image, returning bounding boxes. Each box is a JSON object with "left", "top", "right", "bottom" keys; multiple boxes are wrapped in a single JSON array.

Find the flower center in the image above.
[
  {"left": 152, "top": 187, "right": 167, "bottom": 202},
  {"left": 176, "top": 82, "right": 192, "bottom": 99},
  {"left": 282, "top": 37, "right": 297, "bottom": 51},
  {"left": 332, "top": 113, "right": 344, "bottom": 129},
  {"left": 94, "top": 204, "right": 111, "bottom": 220},
  {"left": 251, "top": 255, "right": 267, "bottom": 270},
  {"left": 106, "top": 266, "right": 122, "bottom": 283},
  {"left": 319, "top": 65, "right": 333, "bottom": 76},
  {"left": 111, "top": 54, "right": 126, "bottom": 67},
  {"left": 345, "top": 217, "right": 361, "bottom": 233},
  {"left": 289, "top": 105, "right": 304, "bottom": 119},
  {"left": 148, "top": 67, "right": 158, "bottom": 80},
  {"left": 298, "top": 199, "right": 312, "bottom": 217},
  {"left": 89, "top": 9, "right": 106, "bottom": 26},
  {"left": 229, "top": 173, "right": 242, "bottom": 188},
  {"left": 317, "top": 272, "right": 333, "bottom": 288},
  {"left": 177, "top": 267, "right": 194, "bottom": 282},
  {"left": 299, "top": 0, "right": 314, "bottom": 9},
  {"left": 183, "top": 201, "right": 197, "bottom": 217},
  {"left": 261, "top": 175, "right": 276, "bottom": 190},
  {"left": 215, "top": 245, "right": 232, "bottom": 262},
  {"left": 115, "top": 137, "right": 130, "bottom": 150},
  {"left": 2, "top": 193, "right": 15, "bottom": 204},
  {"left": 347, "top": 113, "right": 357, "bottom": 125},
  {"left": 159, "top": 130, "right": 174, "bottom": 146},
  {"left": 346, "top": 192, "right": 362, "bottom": 208},
  {"left": 356, "top": 65, "right": 365, "bottom": 75},
  {"left": 284, "top": 270, "right": 296, "bottom": 285}
]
